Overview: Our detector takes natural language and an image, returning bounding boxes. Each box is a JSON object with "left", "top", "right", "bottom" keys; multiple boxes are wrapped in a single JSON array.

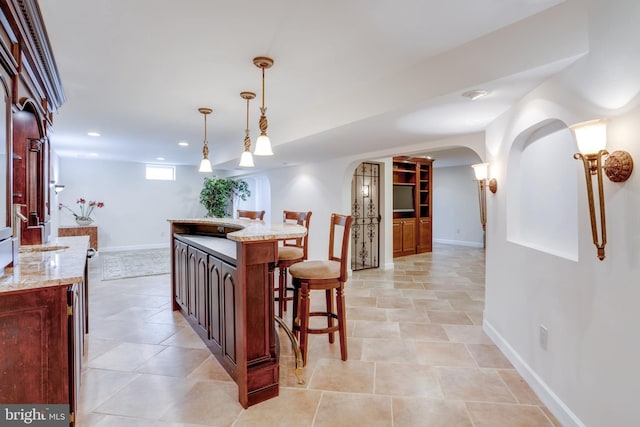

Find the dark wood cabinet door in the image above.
[
  {"left": 173, "top": 240, "right": 188, "bottom": 310},
  {"left": 208, "top": 256, "right": 222, "bottom": 349},
  {"left": 187, "top": 247, "right": 197, "bottom": 319},
  {"left": 0, "top": 286, "right": 70, "bottom": 406},
  {"left": 222, "top": 262, "right": 237, "bottom": 365},
  {"left": 195, "top": 248, "right": 208, "bottom": 333}
]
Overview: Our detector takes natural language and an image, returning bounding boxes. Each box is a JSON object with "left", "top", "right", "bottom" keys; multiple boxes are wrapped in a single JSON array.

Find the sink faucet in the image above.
[{"left": 13, "top": 204, "right": 28, "bottom": 245}]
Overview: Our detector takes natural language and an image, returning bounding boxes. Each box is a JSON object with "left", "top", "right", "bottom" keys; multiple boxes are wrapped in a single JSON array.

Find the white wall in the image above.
[
  {"left": 432, "top": 165, "right": 483, "bottom": 247},
  {"left": 483, "top": 1, "right": 640, "bottom": 424},
  {"left": 57, "top": 158, "right": 207, "bottom": 251}
]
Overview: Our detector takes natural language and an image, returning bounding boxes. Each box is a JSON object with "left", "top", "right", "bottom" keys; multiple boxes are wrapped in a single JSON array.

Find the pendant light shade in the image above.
[
  {"left": 198, "top": 107, "right": 213, "bottom": 173},
  {"left": 253, "top": 56, "right": 274, "bottom": 156},
  {"left": 239, "top": 91, "right": 256, "bottom": 167}
]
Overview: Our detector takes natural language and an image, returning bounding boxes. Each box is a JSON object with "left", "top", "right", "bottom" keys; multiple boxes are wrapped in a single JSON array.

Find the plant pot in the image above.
[{"left": 75, "top": 218, "right": 93, "bottom": 226}]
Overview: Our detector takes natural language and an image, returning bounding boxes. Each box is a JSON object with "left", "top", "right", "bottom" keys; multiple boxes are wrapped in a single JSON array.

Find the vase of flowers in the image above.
[{"left": 59, "top": 198, "right": 105, "bottom": 225}]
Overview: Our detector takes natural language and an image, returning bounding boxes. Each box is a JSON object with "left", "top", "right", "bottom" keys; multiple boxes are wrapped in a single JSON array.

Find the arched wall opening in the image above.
[{"left": 506, "top": 118, "right": 579, "bottom": 260}]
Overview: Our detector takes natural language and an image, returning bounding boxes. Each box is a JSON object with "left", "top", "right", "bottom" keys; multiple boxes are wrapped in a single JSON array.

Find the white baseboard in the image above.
[
  {"left": 483, "top": 319, "right": 585, "bottom": 427},
  {"left": 433, "top": 238, "right": 483, "bottom": 248},
  {"left": 99, "top": 243, "right": 170, "bottom": 253}
]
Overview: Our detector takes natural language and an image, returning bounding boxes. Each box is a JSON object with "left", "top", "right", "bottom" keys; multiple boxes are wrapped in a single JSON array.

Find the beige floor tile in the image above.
[
  {"left": 160, "top": 381, "right": 242, "bottom": 425},
  {"left": 344, "top": 295, "right": 377, "bottom": 307},
  {"left": 361, "top": 338, "right": 418, "bottom": 363},
  {"left": 234, "top": 388, "right": 322, "bottom": 427},
  {"left": 442, "top": 324, "right": 493, "bottom": 344},
  {"left": 436, "top": 367, "right": 517, "bottom": 403},
  {"left": 498, "top": 369, "right": 543, "bottom": 405},
  {"left": 447, "top": 298, "right": 486, "bottom": 312},
  {"left": 427, "top": 310, "right": 473, "bottom": 325},
  {"left": 78, "top": 369, "right": 139, "bottom": 415},
  {"left": 392, "top": 397, "right": 473, "bottom": 427},
  {"left": 352, "top": 320, "right": 400, "bottom": 339},
  {"left": 187, "top": 355, "right": 234, "bottom": 382},
  {"left": 376, "top": 296, "right": 414, "bottom": 309},
  {"left": 307, "top": 359, "right": 375, "bottom": 393},
  {"left": 386, "top": 308, "right": 430, "bottom": 323},
  {"left": 346, "top": 306, "right": 388, "bottom": 321},
  {"left": 466, "top": 310, "right": 484, "bottom": 325},
  {"left": 84, "top": 337, "right": 122, "bottom": 362},
  {"left": 136, "top": 346, "right": 211, "bottom": 377},
  {"left": 414, "top": 341, "right": 476, "bottom": 367},
  {"left": 466, "top": 344, "right": 513, "bottom": 368},
  {"left": 399, "top": 322, "right": 449, "bottom": 341},
  {"left": 466, "top": 402, "right": 553, "bottom": 426},
  {"left": 375, "top": 363, "right": 442, "bottom": 398},
  {"left": 94, "top": 374, "right": 197, "bottom": 419},
  {"left": 413, "top": 299, "right": 454, "bottom": 311},
  {"left": 313, "top": 392, "right": 392, "bottom": 427},
  {"left": 160, "top": 327, "right": 208, "bottom": 349},
  {"left": 87, "top": 342, "right": 167, "bottom": 371},
  {"left": 92, "top": 414, "right": 175, "bottom": 426}
]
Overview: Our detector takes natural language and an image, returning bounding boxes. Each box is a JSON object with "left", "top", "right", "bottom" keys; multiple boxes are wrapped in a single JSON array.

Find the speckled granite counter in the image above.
[
  {"left": 0, "top": 236, "right": 90, "bottom": 293},
  {"left": 167, "top": 218, "right": 307, "bottom": 241}
]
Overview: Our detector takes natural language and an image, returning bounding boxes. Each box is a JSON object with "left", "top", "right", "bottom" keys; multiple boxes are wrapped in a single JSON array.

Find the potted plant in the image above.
[
  {"left": 59, "top": 198, "right": 105, "bottom": 225},
  {"left": 199, "top": 177, "right": 250, "bottom": 217}
]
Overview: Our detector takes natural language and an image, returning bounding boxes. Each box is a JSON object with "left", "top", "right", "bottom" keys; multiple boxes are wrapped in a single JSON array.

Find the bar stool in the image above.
[
  {"left": 276, "top": 211, "right": 312, "bottom": 318},
  {"left": 289, "top": 213, "right": 353, "bottom": 366},
  {"left": 237, "top": 209, "right": 265, "bottom": 220}
]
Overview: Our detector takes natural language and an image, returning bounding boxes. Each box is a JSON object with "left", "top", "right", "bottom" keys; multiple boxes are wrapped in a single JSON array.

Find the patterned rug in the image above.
[{"left": 101, "top": 248, "right": 171, "bottom": 281}]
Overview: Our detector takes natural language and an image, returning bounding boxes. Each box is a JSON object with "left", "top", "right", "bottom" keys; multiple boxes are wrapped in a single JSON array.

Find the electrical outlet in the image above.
[{"left": 539, "top": 325, "right": 548, "bottom": 351}]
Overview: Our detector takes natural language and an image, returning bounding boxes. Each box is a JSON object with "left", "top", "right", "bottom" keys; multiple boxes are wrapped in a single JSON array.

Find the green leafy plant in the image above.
[{"left": 199, "top": 177, "right": 251, "bottom": 217}]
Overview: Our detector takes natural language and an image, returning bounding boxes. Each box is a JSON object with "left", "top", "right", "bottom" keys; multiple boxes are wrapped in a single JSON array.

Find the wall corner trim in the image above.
[{"left": 483, "top": 319, "right": 586, "bottom": 427}]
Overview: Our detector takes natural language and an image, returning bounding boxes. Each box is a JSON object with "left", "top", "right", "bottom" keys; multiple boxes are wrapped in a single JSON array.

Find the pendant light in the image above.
[
  {"left": 253, "top": 56, "right": 274, "bottom": 156},
  {"left": 239, "top": 91, "right": 256, "bottom": 167},
  {"left": 198, "top": 107, "right": 213, "bottom": 173}
]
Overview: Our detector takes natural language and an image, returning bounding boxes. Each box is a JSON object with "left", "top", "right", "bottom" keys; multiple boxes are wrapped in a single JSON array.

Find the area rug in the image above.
[{"left": 101, "top": 248, "right": 171, "bottom": 281}]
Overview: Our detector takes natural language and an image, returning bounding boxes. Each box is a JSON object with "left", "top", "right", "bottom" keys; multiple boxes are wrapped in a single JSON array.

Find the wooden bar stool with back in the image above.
[
  {"left": 276, "top": 211, "right": 312, "bottom": 319},
  {"left": 289, "top": 213, "right": 353, "bottom": 366},
  {"left": 237, "top": 209, "right": 265, "bottom": 220}
]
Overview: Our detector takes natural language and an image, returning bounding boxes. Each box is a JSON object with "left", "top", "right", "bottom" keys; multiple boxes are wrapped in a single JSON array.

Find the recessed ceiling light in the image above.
[
  {"left": 87, "top": 132, "right": 100, "bottom": 137},
  {"left": 89, "top": 152, "right": 99, "bottom": 157},
  {"left": 461, "top": 89, "right": 489, "bottom": 101},
  {"left": 178, "top": 141, "right": 189, "bottom": 147},
  {"left": 156, "top": 157, "right": 165, "bottom": 161}
]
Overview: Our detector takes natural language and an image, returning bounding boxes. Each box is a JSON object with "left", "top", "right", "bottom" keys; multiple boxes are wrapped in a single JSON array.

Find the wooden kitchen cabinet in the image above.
[
  {"left": 0, "top": 282, "right": 83, "bottom": 426},
  {"left": 393, "top": 218, "right": 416, "bottom": 257}
]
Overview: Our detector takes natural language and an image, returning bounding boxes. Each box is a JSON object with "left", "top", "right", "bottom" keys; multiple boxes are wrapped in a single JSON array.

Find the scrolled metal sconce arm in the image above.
[{"left": 574, "top": 150, "right": 633, "bottom": 260}]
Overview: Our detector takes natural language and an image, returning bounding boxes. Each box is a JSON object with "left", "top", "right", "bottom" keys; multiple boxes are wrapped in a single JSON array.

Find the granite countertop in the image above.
[
  {"left": 168, "top": 218, "right": 307, "bottom": 242},
  {"left": 0, "top": 236, "right": 90, "bottom": 293}
]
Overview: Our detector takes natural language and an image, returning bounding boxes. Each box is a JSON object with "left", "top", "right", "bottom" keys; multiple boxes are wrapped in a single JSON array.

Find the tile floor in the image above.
[{"left": 78, "top": 244, "right": 561, "bottom": 426}]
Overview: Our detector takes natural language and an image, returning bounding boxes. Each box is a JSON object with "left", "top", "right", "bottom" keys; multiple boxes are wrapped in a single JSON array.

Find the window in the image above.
[{"left": 145, "top": 164, "right": 175, "bottom": 181}]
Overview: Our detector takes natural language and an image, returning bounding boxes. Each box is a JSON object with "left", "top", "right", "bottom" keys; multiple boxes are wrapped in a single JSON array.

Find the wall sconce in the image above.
[
  {"left": 570, "top": 119, "right": 633, "bottom": 260},
  {"left": 471, "top": 162, "right": 498, "bottom": 248}
]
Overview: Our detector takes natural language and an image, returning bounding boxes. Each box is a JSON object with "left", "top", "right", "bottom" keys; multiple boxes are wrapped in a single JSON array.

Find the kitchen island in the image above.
[
  {"left": 0, "top": 236, "right": 90, "bottom": 426},
  {"left": 168, "top": 218, "right": 306, "bottom": 408}
]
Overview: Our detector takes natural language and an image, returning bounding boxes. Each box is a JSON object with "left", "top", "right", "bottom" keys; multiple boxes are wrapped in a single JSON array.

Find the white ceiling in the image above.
[{"left": 37, "top": 0, "right": 582, "bottom": 173}]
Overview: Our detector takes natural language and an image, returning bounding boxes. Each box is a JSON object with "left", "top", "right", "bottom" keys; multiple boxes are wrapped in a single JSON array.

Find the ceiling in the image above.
[{"left": 37, "top": 0, "right": 581, "bottom": 173}]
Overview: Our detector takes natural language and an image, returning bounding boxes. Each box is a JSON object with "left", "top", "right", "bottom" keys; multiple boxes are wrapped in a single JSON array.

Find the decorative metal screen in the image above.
[{"left": 351, "top": 162, "right": 381, "bottom": 270}]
